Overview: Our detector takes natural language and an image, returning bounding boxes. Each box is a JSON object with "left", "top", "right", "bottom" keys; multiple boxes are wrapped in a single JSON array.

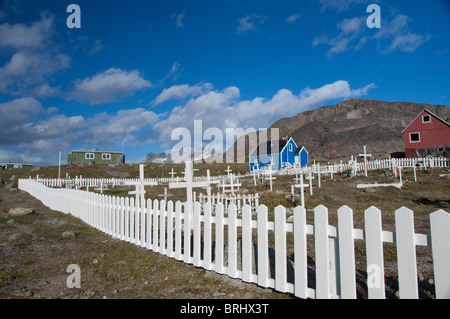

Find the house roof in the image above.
[
  {"left": 250, "top": 139, "right": 288, "bottom": 157},
  {"left": 402, "top": 109, "right": 450, "bottom": 134},
  {"left": 69, "top": 150, "right": 124, "bottom": 154},
  {"left": 294, "top": 146, "right": 307, "bottom": 154}
]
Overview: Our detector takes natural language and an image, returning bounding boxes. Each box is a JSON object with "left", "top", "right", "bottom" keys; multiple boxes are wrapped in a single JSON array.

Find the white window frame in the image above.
[
  {"left": 409, "top": 132, "right": 421, "bottom": 143},
  {"left": 422, "top": 115, "right": 431, "bottom": 123},
  {"left": 289, "top": 143, "right": 293, "bottom": 152},
  {"left": 102, "top": 153, "right": 111, "bottom": 160},
  {"left": 85, "top": 153, "right": 94, "bottom": 159}
]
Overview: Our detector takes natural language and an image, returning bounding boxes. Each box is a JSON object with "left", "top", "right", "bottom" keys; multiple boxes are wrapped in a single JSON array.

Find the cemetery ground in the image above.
[{"left": 0, "top": 162, "right": 449, "bottom": 299}]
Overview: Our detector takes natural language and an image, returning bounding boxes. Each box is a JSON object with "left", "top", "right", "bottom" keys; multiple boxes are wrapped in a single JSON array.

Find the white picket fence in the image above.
[
  {"left": 18, "top": 179, "right": 450, "bottom": 299},
  {"left": 30, "top": 157, "right": 448, "bottom": 190},
  {"left": 278, "top": 156, "right": 449, "bottom": 177},
  {"left": 33, "top": 175, "right": 224, "bottom": 188},
  {"left": 197, "top": 192, "right": 260, "bottom": 213}
]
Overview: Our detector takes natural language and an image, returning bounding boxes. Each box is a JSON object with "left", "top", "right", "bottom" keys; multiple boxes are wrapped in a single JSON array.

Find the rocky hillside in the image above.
[{"left": 224, "top": 99, "right": 450, "bottom": 162}]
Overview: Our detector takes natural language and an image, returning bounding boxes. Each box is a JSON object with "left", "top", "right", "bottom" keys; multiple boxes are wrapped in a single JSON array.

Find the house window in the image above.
[
  {"left": 85, "top": 153, "right": 94, "bottom": 159},
  {"left": 409, "top": 132, "right": 420, "bottom": 143},
  {"left": 102, "top": 153, "right": 111, "bottom": 160},
  {"left": 289, "top": 144, "right": 293, "bottom": 152},
  {"left": 422, "top": 115, "right": 431, "bottom": 123}
]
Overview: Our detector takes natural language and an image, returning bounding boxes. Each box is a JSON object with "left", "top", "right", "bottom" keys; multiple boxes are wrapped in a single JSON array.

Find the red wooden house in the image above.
[{"left": 402, "top": 109, "right": 450, "bottom": 158}]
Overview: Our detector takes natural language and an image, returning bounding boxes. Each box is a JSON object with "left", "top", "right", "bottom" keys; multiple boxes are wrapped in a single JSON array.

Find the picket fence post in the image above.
[
  {"left": 365, "top": 206, "right": 385, "bottom": 299},
  {"left": 430, "top": 210, "right": 450, "bottom": 299},
  {"left": 257, "top": 205, "right": 269, "bottom": 288},
  {"left": 275, "top": 205, "right": 287, "bottom": 292},
  {"left": 228, "top": 203, "right": 238, "bottom": 278},
  {"left": 337, "top": 205, "right": 357, "bottom": 299},
  {"left": 395, "top": 207, "right": 418, "bottom": 299}
]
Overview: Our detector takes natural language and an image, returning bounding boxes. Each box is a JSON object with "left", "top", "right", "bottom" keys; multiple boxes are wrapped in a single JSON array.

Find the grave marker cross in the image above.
[
  {"left": 359, "top": 145, "right": 372, "bottom": 177},
  {"left": 169, "top": 162, "right": 215, "bottom": 203},
  {"left": 294, "top": 173, "right": 309, "bottom": 208},
  {"left": 168, "top": 168, "right": 177, "bottom": 181},
  {"left": 125, "top": 164, "right": 158, "bottom": 206}
]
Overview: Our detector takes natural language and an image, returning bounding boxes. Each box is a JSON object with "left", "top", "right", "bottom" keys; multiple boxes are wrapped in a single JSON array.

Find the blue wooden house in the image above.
[{"left": 249, "top": 137, "right": 308, "bottom": 172}]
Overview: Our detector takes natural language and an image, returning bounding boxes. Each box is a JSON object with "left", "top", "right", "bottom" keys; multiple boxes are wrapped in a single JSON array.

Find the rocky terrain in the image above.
[{"left": 219, "top": 99, "right": 450, "bottom": 162}]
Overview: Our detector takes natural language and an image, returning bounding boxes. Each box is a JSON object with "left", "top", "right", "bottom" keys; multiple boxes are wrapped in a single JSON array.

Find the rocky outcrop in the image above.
[{"left": 224, "top": 99, "right": 450, "bottom": 161}]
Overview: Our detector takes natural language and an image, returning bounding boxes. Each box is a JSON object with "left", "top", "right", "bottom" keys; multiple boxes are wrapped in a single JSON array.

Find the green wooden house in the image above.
[{"left": 67, "top": 150, "right": 125, "bottom": 165}]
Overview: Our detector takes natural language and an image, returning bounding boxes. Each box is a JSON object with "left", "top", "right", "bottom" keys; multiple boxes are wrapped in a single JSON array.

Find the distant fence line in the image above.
[
  {"left": 32, "top": 175, "right": 224, "bottom": 188},
  {"left": 281, "top": 156, "right": 450, "bottom": 177},
  {"left": 18, "top": 179, "right": 450, "bottom": 299},
  {"left": 29, "top": 156, "right": 449, "bottom": 189}
]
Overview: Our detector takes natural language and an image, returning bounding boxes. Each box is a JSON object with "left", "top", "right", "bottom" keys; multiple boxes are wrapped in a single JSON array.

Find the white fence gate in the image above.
[{"left": 18, "top": 179, "right": 450, "bottom": 299}]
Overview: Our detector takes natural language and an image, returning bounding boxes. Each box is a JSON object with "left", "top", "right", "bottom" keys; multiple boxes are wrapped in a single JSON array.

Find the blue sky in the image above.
[{"left": 0, "top": 0, "right": 449, "bottom": 165}]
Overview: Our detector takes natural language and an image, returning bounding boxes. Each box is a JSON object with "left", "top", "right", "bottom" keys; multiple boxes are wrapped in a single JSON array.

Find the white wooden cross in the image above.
[
  {"left": 317, "top": 163, "right": 321, "bottom": 188},
  {"left": 158, "top": 186, "right": 173, "bottom": 202},
  {"left": 398, "top": 166, "right": 403, "bottom": 186},
  {"left": 125, "top": 164, "right": 157, "bottom": 206},
  {"left": 94, "top": 180, "right": 108, "bottom": 194},
  {"left": 168, "top": 168, "right": 177, "bottom": 181},
  {"left": 252, "top": 162, "right": 261, "bottom": 186},
  {"left": 359, "top": 145, "right": 372, "bottom": 177},
  {"left": 225, "top": 165, "right": 233, "bottom": 178},
  {"left": 305, "top": 167, "right": 314, "bottom": 195},
  {"left": 219, "top": 172, "right": 241, "bottom": 195},
  {"left": 294, "top": 173, "right": 309, "bottom": 208},
  {"left": 326, "top": 163, "right": 334, "bottom": 180},
  {"left": 205, "top": 169, "right": 220, "bottom": 197},
  {"left": 264, "top": 166, "right": 276, "bottom": 191},
  {"left": 351, "top": 158, "right": 358, "bottom": 176},
  {"left": 169, "top": 162, "right": 215, "bottom": 203}
]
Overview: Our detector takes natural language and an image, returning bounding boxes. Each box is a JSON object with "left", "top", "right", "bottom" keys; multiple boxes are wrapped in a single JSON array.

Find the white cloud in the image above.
[
  {"left": 313, "top": 17, "right": 365, "bottom": 57},
  {"left": 153, "top": 83, "right": 213, "bottom": 106},
  {"left": 89, "top": 40, "right": 104, "bottom": 55},
  {"left": 285, "top": 14, "right": 301, "bottom": 23},
  {"left": 31, "top": 83, "right": 61, "bottom": 98},
  {"left": 0, "top": 12, "right": 54, "bottom": 51},
  {"left": 0, "top": 81, "right": 375, "bottom": 165},
  {"left": 0, "top": 12, "right": 71, "bottom": 96},
  {"left": 373, "top": 15, "right": 429, "bottom": 54},
  {"left": 318, "top": 0, "right": 369, "bottom": 13},
  {"left": 157, "top": 62, "right": 182, "bottom": 86},
  {"left": 237, "top": 14, "right": 267, "bottom": 35},
  {"left": 314, "top": 14, "right": 428, "bottom": 56},
  {"left": 172, "top": 10, "right": 185, "bottom": 29},
  {"left": 0, "top": 51, "right": 70, "bottom": 87},
  {"left": 151, "top": 80, "right": 375, "bottom": 147},
  {"left": 0, "top": 97, "right": 44, "bottom": 132},
  {"left": 88, "top": 108, "right": 159, "bottom": 141},
  {"left": 0, "top": 149, "right": 42, "bottom": 164},
  {"left": 0, "top": 98, "right": 160, "bottom": 165},
  {"left": 70, "top": 68, "right": 153, "bottom": 105},
  {"left": 338, "top": 17, "right": 364, "bottom": 34}
]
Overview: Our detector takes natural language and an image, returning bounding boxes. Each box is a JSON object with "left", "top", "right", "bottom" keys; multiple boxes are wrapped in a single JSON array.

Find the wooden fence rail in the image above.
[{"left": 18, "top": 179, "right": 450, "bottom": 299}]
